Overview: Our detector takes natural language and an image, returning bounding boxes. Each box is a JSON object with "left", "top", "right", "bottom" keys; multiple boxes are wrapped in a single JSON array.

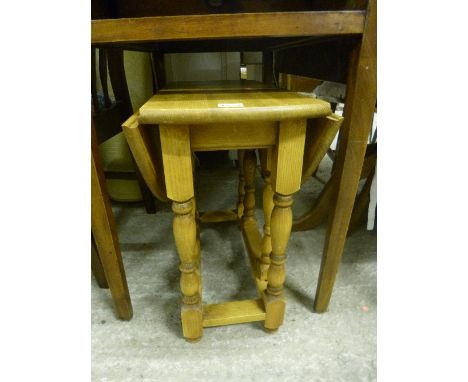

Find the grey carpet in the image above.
[{"left": 92, "top": 157, "right": 377, "bottom": 381}]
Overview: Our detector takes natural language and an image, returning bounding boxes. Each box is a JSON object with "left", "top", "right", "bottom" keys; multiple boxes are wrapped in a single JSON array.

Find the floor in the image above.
[{"left": 91, "top": 156, "right": 377, "bottom": 382}]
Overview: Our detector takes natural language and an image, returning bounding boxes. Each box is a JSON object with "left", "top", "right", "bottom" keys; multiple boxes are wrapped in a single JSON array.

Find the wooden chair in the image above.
[
  {"left": 92, "top": 46, "right": 156, "bottom": 213},
  {"left": 91, "top": 47, "right": 158, "bottom": 317}
]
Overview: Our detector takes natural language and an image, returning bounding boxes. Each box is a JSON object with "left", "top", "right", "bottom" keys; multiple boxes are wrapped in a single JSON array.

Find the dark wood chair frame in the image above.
[{"left": 92, "top": 46, "right": 156, "bottom": 214}]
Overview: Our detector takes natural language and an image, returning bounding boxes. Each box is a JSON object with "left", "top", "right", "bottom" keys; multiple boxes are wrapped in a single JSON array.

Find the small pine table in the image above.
[{"left": 123, "top": 90, "right": 331, "bottom": 341}]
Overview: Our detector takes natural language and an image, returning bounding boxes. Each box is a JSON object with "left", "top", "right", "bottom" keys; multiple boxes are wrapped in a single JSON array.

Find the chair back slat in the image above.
[
  {"left": 91, "top": 47, "right": 100, "bottom": 114},
  {"left": 107, "top": 48, "right": 133, "bottom": 120},
  {"left": 98, "top": 48, "right": 112, "bottom": 108}
]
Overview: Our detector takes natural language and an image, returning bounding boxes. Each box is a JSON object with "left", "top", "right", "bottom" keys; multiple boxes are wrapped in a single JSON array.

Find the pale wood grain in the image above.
[
  {"left": 173, "top": 200, "right": 203, "bottom": 341},
  {"left": 264, "top": 194, "right": 293, "bottom": 330},
  {"left": 271, "top": 119, "right": 307, "bottom": 195},
  {"left": 263, "top": 115, "right": 308, "bottom": 329},
  {"left": 237, "top": 150, "right": 245, "bottom": 220},
  {"left": 203, "top": 299, "right": 266, "bottom": 328},
  {"left": 241, "top": 150, "right": 262, "bottom": 280},
  {"left": 242, "top": 150, "right": 258, "bottom": 223},
  {"left": 139, "top": 91, "right": 331, "bottom": 125},
  {"left": 122, "top": 114, "right": 168, "bottom": 201},
  {"left": 242, "top": 219, "right": 263, "bottom": 282},
  {"left": 181, "top": 303, "right": 203, "bottom": 342},
  {"left": 260, "top": 149, "right": 274, "bottom": 281},
  {"left": 198, "top": 209, "right": 238, "bottom": 223},
  {"left": 159, "top": 124, "right": 194, "bottom": 202},
  {"left": 302, "top": 114, "right": 344, "bottom": 182},
  {"left": 190, "top": 122, "right": 277, "bottom": 151}
]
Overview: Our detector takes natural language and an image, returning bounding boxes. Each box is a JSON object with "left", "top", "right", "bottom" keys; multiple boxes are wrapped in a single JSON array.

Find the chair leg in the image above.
[
  {"left": 91, "top": 235, "right": 108, "bottom": 289},
  {"left": 348, "top": 169, "right": 375, "bottom": 234},
  {"left": 92, "top": 120, "right": 133, "bottom": 320}
]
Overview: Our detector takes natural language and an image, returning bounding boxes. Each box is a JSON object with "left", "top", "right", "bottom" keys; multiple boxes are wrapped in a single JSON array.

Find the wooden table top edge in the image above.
[
  {"left": 91, "top": 11, "right": 366, "bottom": 44},
  {"left": 138, "top": 91, "right": 332, "bottom": 124}
]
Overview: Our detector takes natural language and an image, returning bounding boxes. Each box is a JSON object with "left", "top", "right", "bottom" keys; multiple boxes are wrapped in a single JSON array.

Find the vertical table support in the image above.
[
  {"left": 242, "top": 150, "right": 258, "bottom": 225},
  {"left": 236, "top": 150, "right": 246, "bottom": 219},
  {"left": 265, "top": 119, "right": 307, "bottom": 330},
  {"left": 159, "top": 124, "right": 203, "bottom": 342},
  {"left": 260, "top": 148, "right": 274, "bottom": 281},
  {"left": 314, "top": 0, "right": 377, "bottom": 312},
  {"left": 91, "top": 120, "right": 133, "bottom": 320}
]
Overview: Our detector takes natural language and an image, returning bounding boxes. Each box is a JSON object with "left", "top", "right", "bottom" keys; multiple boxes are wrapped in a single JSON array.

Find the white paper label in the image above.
[{"left": 217, "top": 103, "right": 244, "bottom": 108}]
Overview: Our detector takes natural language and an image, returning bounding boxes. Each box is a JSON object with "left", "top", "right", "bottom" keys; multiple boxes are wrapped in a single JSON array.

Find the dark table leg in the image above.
[{"left": 314, "top": 0, "right": 377, "bottom": 313}]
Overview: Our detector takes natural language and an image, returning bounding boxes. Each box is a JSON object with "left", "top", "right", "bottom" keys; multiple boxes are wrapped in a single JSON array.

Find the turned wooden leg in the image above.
[
  {"left": 193, "top": 198, "right": 201, "bottom": 264},
  {"left": 242, "top": 150, "right": 257, "bottom": 224},
  {"left": 263, "top": 119, "right": 307, "bottom": 330},
  {"left": 263, "top": 118, "right": 307, "bottom": 330},
  {"left": 159, "top": 124, "right": 203, "bottom": 341},
  {"left": 260, "top": 151, "right": 274, "bottom": 281},
  {"left": 173, "top": 199, "right": 203, "bottom": 341},
  {"left": 242, "top": 149, "right": 263, "bottom": 274},
  {"left": 264, "top": 193, "right": 293, "bottom": 330},
  {"left": 237, "top": 150, "right": 245, "bottom": 220},
  {"left": 193, "top": 197, "right": 202, "bottom": 302}
]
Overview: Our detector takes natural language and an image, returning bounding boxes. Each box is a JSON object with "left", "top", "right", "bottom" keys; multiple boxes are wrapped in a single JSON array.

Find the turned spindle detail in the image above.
[
  {"left": 264, "top": 193, "right": 293, "bottom": 330},
  {"left": 260, "top": 169, "right": 274, "bottom": 281},
  {"left": 172, "top": 199, "right": 203, "bottom": 340},
  {"left": 242, "top": 150, "right": 257, "bottom": 223},
  {"left": 173, "top": 200, "right": 199, "bottom": 304},
  {"left": 237, "top": 150, "right": 245, "bottom": 220},
  {"left": 267, "top": 194, "right": 293, "bottom": 296}
]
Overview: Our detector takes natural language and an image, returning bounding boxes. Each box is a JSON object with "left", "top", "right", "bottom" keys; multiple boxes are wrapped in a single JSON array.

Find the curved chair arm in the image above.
[
  {"left": 122, "top": 114, "right": 168, "bottom": 202},
  {"left": 301, "top": 113, "right": 343, "bottom": 183}
]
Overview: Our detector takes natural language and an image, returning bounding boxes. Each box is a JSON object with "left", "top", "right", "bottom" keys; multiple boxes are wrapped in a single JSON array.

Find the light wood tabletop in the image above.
[{"left": 139, "top": 91, "right": 331, "bottom": 124}]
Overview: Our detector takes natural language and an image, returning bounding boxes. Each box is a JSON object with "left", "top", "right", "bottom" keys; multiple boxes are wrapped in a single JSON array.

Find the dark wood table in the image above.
[{"left": 91, "top": 0, "right": 376, "bottom": 314}]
